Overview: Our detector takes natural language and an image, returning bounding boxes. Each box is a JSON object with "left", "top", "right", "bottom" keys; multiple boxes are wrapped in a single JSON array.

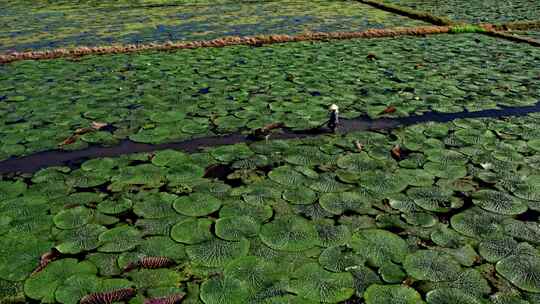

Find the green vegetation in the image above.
[
  {"left": 379, "top": 0, "right": 540, "bottom": 24},
  {"left": 0, "top": 0, "right": 427, "bottom": 52},
  {"left": 1, "top": 113, "right": 540, "bottom": 302},
  {"left": 1, "top": 34, "right": 539, "bottom": 160},
  {"left": 1, "top": 0, "right": 540, "bottom": 303},
  {"left": 449, "top": 25, "right": 486, "bottom": 33}
]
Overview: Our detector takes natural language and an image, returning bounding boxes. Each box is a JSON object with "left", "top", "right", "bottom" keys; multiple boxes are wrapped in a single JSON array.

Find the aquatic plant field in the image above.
[{"left": 1, "top": 1, "right": 540, "bottom": 303}]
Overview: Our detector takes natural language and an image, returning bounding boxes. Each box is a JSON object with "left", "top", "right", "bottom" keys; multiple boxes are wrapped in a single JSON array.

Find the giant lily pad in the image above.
[
  {"left": 210, "top": 144, "right": 254, "bottom": 162},
  {"left": 200, "top": 277, "right": 249, "bottom": 304},
  {"left": 407, "top": 187, "right": 461, "bottom": 213},
  {"left": 259, "top": 216, "right": 318, "bottom": 252},
  {"left": 472, "top": 190, "right": 527, "bottom": 215},
  {"left": 403, "top": 250, "right": 461, "bottom": 282},
  {"left": 289, "top": 263, "right": 355, "bottom": 303},
  {"left": 186, "top": 237, "right": 249, "bottom": 267},
  {"left": 496, "top": 243, "right": 540, "bottom": 292},
  {"left": 98, "top": 226, "right": 142, "bottom": 252},
  {"left": 451, "top": 208, "right": 505, "bottom": 238},
  {"left": 426, "top": 288, "right": 484, "bottom": 304},
  {"left": 364, "top": 284, "right": 423, "bottom": 304},
  {"left": 0, "top": 232, "right": 53, "bottom": 281},
  {"left": 55, "top": 224, "right": 107, "bottom": 254},
  {"left": 133, "top": 192, "right": 178, "bottom": 219},
  {"left": 24, "top": 259, "right": 97, "bottom": 303},
  {"left": 171, "top": 218, "right": 213, "bottom": 244},
  {"left": 319, "top": 191, "right": 371, "bottom": 215},
  {"left": 268, "top": 166, "right": 307, "bottom": 188},
  {"left": 224, "top": 256, "right": 283, "bottom": 292},
  {"left": 314, "top": 219, "right": 351, "bottom": 248},
  {"left": 173, "top": 193, "right": 222, "bottom": 217},
  {"left": 319, "top": 246, "right": 364, "bottom": 273},
  {"left": 350, "top": 229, "right": 408, "bottom": 267},
  {"left": 53, "top": 206, "right": 93, "bottom": 229},
  {"left": 358, "top": 171, "right": 408, "bottom": 195},
  {"left": 479, "top": 237, "right": 518, "bottom": 263},
  {"left": 215, "top": 216, "right": 260, "bottom": 241}
]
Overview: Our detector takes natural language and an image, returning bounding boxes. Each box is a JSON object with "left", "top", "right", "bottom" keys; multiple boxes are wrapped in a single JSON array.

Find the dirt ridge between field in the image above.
[
  {"left": 0, "top": 26, "right": 453, "bottom": 64},
  {"left": 1, "top": 102, "right": 539, "bottom": 174}
]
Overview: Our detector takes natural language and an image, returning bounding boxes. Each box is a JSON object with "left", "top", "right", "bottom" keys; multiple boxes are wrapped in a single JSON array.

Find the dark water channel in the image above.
[{"left": 1, "top": 102, "right": 539, "bottom": 174}]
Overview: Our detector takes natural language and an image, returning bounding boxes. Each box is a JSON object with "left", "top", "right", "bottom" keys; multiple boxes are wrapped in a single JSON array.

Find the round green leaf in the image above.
[
  {"left": 364, "top": 284, "right": 423, "bottom": 304},
  {"left": 259, "top": 216, "right": 318, "bottom": 252},
  {"left": 186, "top": 237, "right": 249, "bottom": 267},
  {"left": 173, "top": 193, "right": 222, "bottom": 217}
]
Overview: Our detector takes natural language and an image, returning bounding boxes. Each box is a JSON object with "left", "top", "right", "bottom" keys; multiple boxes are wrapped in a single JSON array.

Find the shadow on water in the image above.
[{"left": 1, "top": 102, "right": 539, "bottom": 174}]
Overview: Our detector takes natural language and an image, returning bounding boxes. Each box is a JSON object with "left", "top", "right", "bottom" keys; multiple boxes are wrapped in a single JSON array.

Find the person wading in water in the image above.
[{"left": 327, "top": 104, "right": 339, "bottom": 133}]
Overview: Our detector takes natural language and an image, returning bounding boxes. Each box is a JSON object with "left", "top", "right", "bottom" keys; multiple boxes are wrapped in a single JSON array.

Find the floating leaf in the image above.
[
  {"left": 173, "top": 193, "right": 222, "bottom": 217},
  {"left": 348, "top": 265, "right": 381, "bottom": 296},
  {"left": 55, "top": 224, "right": 107, "bottom": 254},
  {"left": 350, "top": 229, "right": 408, "bottom": 267},
  {"left": 479, "top": 237, "right": 518, "bottom": 263},
  {"left": 451, "top": 208, "right": 505, "bottom": 238},
  {"left": 128, "top": 269, "right": 182, "bottom": 289},
  {"left": 53, "top": 206, "right": 93, "bottom": 229},
  {"left": 224, "top": 256, "right": 283, "bottom": 292},
  {"left": 407, "top": 187, "right": 461, "bottom": 213},
  {"left": 136, "top": 215, "right": 185, "bottom": 237},
  {"left": 358, "top": 171, "right": 408, "bottom": 195},
  {"left": 219, "top": 200, "right": 272, "bottom": 223},
  {"left": 0, "top": 180, "right": 26, "bottom": 201},
  {"left": 259, "top": 216, "right": 318, "bottom": 252},
  {"left": 210, "top": 144, "right": 254, "bottom": 162},
  {"left": 215, "top": 216, "right": 260, "bottom": 241},
  {"left": 268, "top": 166, "right": 307, "bottom": 188},
  {"left": 0, "top": 232, "right": 53, "bottom": 281},
  {"left": 403, "top": 250, "right": 461, "bottom": 282},
  {"left": 503, "top": 219, "right": 540, "bottom": 245},
  {"left": 496, "top": 243, "right": 540, "bottom": 292},
  {"left": 97, "top": 198, "right": 133, "bottom": 215},
  {"left": 430, "top": 268, "right": 490, "bottom": 296},
  {"left": 200, "top": 277, "right": 249, "bottom": 304},
  {"left": 186, "top": 237, "right": 249, "bottom": 267},
  {"left": 98, "top": 226, "right": 142, "bottom": 252},
  {"left": 314, "top": 219, "right": 351, "bottom": 248},
  {"left": 319, "top": 246, "right": 364, "bottom": 273},
  {"left": 319, "top": 191, "right": 371, "bottom": 215},
  {"left": 378, "top": 262, "right": 406, "bottom": 283},
  {"left": 87, "top": 253, "right": 121, "bottom": 276},
  {"left": 337, "top": 153, "right": 386, "bottom": 171},
  {"left": 364, "top": 284, "right": 423, "bottom": 304},
  {"left": 472, "top": 190, "right": 527, "bottom": 215},
  {"left": 426, "top": 288, "right": 484, "bottom": 304},
  {"left": 171, "top": 218, "right": 213, "bottom": 244},
  {"left": 289, "top": 263, "right": 354, "bottom": 303},
  {"left": 309, "top": 173, "right": 351, "bottom": 193},
  {"left": 282, "top": 186, "right": 318, "bottom": 205},
  {"left": 133, "top": 192, "right": 178, "bottom": 219},
  {"left": 24, "top": 259, "right": 97, "bottom": 303},
  {"left": 424, "top": 162, "right": 467, "bottom": 180},
  {"left": 54, "top": 273, "right": 101, "bottom": 304}
]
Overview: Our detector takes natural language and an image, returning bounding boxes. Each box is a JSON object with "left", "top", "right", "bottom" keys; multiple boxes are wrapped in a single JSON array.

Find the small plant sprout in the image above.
[{"left": 328, "top": 104, "right": 339, "bottom": 133}]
